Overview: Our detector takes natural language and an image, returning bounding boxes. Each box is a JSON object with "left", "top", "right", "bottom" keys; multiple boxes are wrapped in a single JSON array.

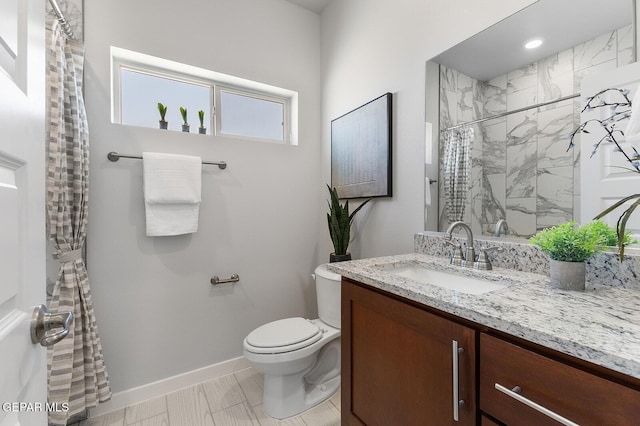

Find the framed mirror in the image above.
[{"left": 425, "top": 0, "right": 634, "bottom": 239}]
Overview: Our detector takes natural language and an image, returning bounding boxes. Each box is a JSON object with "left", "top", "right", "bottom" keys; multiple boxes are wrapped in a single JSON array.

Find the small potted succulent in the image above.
[
  {"left": 157, "top": 103, "right": 168, "bottom": 129},
  {"left": 198, "top": 110, "right": 206, "bottom": 134},
  {"left": 326, "top": 185, "right": 372, "bottom": 262},
  {"left": 180, "top": 107, "right": 189, "bottom": 132},
  {"left": 529, "top": 221, "right": 630, "bottom": 290}
]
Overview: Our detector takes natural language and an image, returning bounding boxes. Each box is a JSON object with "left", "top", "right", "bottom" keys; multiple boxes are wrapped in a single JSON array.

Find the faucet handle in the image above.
[
  {"left": 444, "top": 240, "right": 465, "bottom": 266},
  {"left": 473, "top": 246, "right": 504, "bottom": 270}
]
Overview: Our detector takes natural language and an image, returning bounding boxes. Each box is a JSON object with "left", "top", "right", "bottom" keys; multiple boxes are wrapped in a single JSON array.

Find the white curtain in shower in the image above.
[
  {"left": 46, "top": 16, "right": 111, "bottom": 425},
  {"left": 443, "top": 128, "right": 473, "bottom": 223}
]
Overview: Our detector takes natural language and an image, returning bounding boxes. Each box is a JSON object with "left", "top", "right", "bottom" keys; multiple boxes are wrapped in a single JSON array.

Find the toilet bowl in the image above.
[{"left": 243, "top": 264, "right": 341, "bottom": 419}]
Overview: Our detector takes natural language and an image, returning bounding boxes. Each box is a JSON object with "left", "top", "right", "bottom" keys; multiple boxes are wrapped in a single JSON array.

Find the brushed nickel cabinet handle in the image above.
[
  {"left": 452, "top": 340, "right": 465, "bottom": 421},
  {"left": 495, "top": 383, "right": 579, "bottom": 426}
]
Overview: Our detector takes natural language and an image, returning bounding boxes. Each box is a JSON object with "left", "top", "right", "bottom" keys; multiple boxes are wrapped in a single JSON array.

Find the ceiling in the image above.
[
  {"left": 431, "top": 0, "right": 632, "bottom": 82},
  {"left": 284, "top": 0, "right": 331, "bottom": 14}
]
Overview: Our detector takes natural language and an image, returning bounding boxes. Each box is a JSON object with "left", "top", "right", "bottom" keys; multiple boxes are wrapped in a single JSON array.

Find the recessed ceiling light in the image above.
[{"left": 524, "top": 39, "right": 543, "bottom": 49}]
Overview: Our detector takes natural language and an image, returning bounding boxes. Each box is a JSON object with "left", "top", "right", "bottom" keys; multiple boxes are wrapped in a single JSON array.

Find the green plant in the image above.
[
  {"left": 180, "top": 107, "right": 188, "bottom": 125},
  {"left": 198, "top": 110, "right": 205, "bottom": 127},
  {"left": 326, "top": 185, "right": 371, "bottom": 255},
  {"left": 584, "top": 219, "right": 635, "bottom": 247},
  {"left": 529, "top": 221, "right": 619, "bottom": 262},
  {"left": 157, "top": 103, "right": 167, "bottom": 121}
]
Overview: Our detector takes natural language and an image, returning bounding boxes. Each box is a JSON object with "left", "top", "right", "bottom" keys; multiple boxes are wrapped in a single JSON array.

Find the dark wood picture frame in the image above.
[{"left": 331, "top": 92, "right": 392, "bottom": 199}]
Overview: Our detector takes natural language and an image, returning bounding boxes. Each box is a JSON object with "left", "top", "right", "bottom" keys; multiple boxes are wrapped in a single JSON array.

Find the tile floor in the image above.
[{"left": 79, "top": 367, "right": 341, "bottom": 426}]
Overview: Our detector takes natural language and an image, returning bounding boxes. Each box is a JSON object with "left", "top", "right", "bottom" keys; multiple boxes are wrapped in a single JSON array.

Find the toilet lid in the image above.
[{"left": 245, "top": 317, "right": 321, "bottom": 353}]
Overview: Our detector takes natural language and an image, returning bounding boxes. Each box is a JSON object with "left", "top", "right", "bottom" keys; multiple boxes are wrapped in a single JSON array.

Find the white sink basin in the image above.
[{"left": 389, "top": 265, "right": 506, "bottom": 295}]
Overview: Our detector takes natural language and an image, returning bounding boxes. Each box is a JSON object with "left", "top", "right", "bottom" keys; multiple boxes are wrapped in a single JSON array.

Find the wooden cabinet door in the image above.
[{"left": 342, "top": 279, "right": 476, "bottom": 426}]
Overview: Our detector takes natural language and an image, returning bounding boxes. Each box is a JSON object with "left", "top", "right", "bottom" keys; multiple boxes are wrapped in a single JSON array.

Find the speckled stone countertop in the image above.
[{"left": 326, "top": 252, "right": 640, "bottom": 381}]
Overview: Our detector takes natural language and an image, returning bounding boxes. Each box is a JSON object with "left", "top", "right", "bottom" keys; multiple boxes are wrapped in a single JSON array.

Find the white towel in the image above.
[{"left": 142, "top": 152, "right": 202, "bottom": 236}]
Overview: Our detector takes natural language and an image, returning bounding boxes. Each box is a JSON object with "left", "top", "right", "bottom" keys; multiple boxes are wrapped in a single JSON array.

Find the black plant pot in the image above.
[
  {"left": 182, "top": 124, "right": 190, "bottom": 133},
  {"left": 330, "top": 252, "right": 352, "bottom": 263},
  {"left": 199, "top": 127, "right": 207, "bottom": 134},
  {"left": 159, "top": 120, "right": 168, "bottom": 129}
]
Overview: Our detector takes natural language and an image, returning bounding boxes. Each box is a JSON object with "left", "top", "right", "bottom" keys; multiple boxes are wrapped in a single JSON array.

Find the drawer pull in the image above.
[
  {"left": 452, "top": 340, "right": 465, "bottom": 421},
  {"left": 495, "top": 383, "right": 580, "bottom": 426}
]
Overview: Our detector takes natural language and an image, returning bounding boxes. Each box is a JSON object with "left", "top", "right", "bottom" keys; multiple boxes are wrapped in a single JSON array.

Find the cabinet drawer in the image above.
[{"left": 480, "top": 333, "right": 640, "bottom": 426}]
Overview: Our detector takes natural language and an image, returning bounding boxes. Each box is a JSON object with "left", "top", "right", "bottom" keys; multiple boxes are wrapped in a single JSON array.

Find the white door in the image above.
[
  {"left": 580, "top": 61, "right": 640, "bottom": 241},
  {"left": 425, "top": 61, "right": 440, "bottom": 231},
  {"left": 0, "top": 0, "right": 48, "bottom": 424}
]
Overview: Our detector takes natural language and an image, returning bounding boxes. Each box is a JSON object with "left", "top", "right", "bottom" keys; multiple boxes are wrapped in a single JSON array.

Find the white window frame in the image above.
[
  {"left": 214, "top": 84, "right": 290, "bottom": 144},
  {"left": 111, "top": 46, "right": 298, "bottom": 145}
]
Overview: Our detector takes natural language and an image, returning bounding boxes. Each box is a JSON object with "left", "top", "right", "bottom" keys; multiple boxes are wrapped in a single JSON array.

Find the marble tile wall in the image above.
[{"left": 439, "top": 25, "right": 633, "bottom": 238}]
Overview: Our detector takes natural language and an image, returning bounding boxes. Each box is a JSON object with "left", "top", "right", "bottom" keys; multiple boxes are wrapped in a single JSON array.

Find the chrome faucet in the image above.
[
  {"left": 444, "top": 221, "right": 475, "bottom": 267},
  {"left": 494, "top": 219, "right": 509, "bottom": 237}
]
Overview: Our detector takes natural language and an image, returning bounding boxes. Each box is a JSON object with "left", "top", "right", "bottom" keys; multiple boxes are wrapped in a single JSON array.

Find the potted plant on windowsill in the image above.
[
  {"left": 198, "top": 110, "right": 206, "bottom": 134},
  {"left": 327, "top": 185, "right": 372, "bottom": 263},
  {"left": 180, "top": 107, "right": 190, "bottom": 132},
  {"left": 529, "top": 221, "right": 630, "bottom": 290},
  {"left": 157, "top": 102, "right": 168, "bottom": 129}
]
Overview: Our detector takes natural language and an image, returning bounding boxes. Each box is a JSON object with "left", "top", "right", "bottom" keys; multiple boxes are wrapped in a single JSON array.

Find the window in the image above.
[
  {"left": 120, "top": 68, "right": 211, "bottom": 133},
  {"left": 216, "top": 87, "right": 286, "bottom": 142},
  {"left": 112, "top": 47, "right": 297, "bottom": 144}
]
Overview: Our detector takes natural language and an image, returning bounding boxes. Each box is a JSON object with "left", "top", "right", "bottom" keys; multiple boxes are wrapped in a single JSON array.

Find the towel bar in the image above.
[
  {"left": 210, "top": 274, "right": 240, "bottom": 285},
  {"left": 107, "top": 152, "right": 227, "bottom": 170}
]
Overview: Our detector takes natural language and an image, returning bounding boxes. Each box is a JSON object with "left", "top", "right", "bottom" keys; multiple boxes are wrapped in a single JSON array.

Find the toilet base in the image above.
[
  {"left": 263, "top": 372, "right": 340, "bottom": 419},
  {"left": 261, "top": 337, "right": 341, "bottom": 419}
]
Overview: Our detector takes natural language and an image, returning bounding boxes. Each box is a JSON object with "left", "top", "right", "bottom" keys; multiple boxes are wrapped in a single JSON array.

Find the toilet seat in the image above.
[{"left": 245, "top": 317, "right": 322, "bottom": 354}]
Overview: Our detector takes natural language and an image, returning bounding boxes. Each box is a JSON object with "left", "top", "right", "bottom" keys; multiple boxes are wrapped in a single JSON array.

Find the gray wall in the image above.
[
  {"left": 80, "top": 0, "right": 541, "bottom": 395},
  {"left": 319, "top": 0, "right": 536, "bottom": 260},
  {"left": 84, "top": 0, "right": 322, "bottom": 392}
]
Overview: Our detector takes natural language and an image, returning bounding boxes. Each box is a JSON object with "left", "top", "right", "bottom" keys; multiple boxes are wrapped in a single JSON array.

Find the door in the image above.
[
  {"left": 425, "top": 61, "right": 440, "bottom": 231},
  {"left": 0, "top": 0, "right": 47, "bottom": 424},
  {"left": 580, "top": 61, "right": 640, "bottom": 241}
]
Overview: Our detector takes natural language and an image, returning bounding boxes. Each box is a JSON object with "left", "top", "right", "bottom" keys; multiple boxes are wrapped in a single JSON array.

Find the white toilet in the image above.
[{"left": 243, "top": 264, "right": 341, "bottom": 419}]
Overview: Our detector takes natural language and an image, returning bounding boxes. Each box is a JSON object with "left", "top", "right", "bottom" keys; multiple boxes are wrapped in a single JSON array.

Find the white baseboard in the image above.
[{"left": 88, "top": 356, "right": 251, "bottom": 418}]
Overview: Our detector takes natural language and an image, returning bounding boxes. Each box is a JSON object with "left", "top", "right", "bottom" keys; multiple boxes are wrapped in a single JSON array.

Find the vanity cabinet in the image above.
[
  {"left": 342, "top": 277, "right": 640, "bottom": 426},
  {"left": 479, "top": 333, "right": 640, "bottom": 426},
  {"left": 341, "top": 278, "right": 476, "bottom": 425}
]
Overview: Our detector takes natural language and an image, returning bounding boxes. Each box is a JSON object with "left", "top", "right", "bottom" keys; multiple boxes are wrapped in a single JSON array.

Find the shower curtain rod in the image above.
[
  {"left": 442, "top": 93, "right": 580, "bottom": 132},
  {"left": 49, "top": 0, "right": 74, "bottom": 38}
]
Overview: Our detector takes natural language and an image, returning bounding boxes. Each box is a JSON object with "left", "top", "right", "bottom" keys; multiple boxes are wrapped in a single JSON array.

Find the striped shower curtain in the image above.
[
  {"left": 443, "top": 128, "right": 473, "bottom": 223},
  {"left": 46, "top": 17, "right": 111, "bottom": 425}
]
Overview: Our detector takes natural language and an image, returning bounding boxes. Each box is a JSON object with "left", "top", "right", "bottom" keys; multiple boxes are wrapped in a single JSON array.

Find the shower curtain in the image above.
[
  {"left": 46, "top": 17, "right": 111, "bottom": 425},
  {"left": 443, "top": 128, "right": 473, "bottom": 223}
]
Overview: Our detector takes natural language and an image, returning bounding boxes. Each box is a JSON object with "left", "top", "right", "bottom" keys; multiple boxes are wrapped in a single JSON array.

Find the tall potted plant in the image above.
[
  {"left": 529, "top": 221, "right": 627, "bottom": 290},
  {"left": 180, "top": 107, "right": 190, "bottom": 132},
  {"left": 157, "top": 102, "right": 168, "bottom": 129},
  {"left": 326, "top": 185, "right": 371, "bottom": 262}
]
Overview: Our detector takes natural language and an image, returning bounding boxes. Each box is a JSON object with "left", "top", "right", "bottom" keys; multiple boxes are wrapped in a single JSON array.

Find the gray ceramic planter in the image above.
[
  {"left": 159, "top": 120, "right": 168, "bottom": 129},
  {"left": 550, "top": 259, "right": 585, "bottom": 291},
  {"left": 330, "top": 252, "right": 351, "bottom": 263}
]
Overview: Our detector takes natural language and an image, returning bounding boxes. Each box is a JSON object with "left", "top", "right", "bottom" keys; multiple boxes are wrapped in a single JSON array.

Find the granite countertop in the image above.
[{"left": 326, "top": 253, "right": 640, "bottom": 381}]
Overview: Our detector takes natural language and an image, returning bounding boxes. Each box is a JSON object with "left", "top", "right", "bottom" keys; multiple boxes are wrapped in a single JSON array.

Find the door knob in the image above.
[{"left": 30, "top": 304, "right": 73, "bottom": 347}]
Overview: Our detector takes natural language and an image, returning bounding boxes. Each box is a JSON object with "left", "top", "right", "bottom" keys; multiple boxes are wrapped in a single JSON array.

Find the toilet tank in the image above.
[{"left": 314, "top": 264, "right": 342, "bottom": 329}]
